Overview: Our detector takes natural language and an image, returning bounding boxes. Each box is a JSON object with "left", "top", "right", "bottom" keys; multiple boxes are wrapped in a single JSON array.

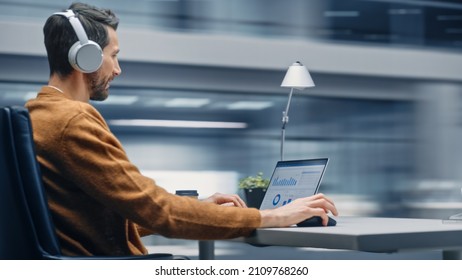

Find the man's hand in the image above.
[
  {"left": 202, "top": 192, "right": 248, "bottom": 208},
  {"left": 259, "top": 193, "right": 338, "bottom": 227}
]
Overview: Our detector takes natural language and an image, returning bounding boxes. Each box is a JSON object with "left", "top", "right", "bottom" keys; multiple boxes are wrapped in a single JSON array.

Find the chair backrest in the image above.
[{"left": 0, "top": 106, "right": 61, "bottom": 259}]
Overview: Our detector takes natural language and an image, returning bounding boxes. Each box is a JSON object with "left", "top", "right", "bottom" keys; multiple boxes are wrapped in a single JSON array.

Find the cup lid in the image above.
[{"left": 175, "top": 190, "right": 199, "bottom": 196}]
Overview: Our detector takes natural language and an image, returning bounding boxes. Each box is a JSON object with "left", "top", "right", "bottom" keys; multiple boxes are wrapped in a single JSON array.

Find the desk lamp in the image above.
[{"left": 280, "top": 61, "right": 315, "bottom": 161}]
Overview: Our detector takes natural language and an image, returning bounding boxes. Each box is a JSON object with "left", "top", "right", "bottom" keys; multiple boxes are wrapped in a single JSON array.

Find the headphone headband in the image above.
[{"left": 53, "top": 10, "right": 89, "bottom": 45}]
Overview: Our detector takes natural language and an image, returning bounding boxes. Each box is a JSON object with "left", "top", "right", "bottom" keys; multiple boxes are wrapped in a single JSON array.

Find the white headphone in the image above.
[{"left": 53, "top": 9, "right": 103, "bottom": 73}]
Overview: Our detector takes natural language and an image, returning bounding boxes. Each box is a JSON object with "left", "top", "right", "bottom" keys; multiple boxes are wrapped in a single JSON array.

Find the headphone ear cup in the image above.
[{"left": 68, "top": 40, "right": 103, "bottom": 73}]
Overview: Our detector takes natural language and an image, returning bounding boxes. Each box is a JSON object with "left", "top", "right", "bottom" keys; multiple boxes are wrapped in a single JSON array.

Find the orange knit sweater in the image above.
[{"left": 25, "top": 86, "right": 261, "bottom": 256}]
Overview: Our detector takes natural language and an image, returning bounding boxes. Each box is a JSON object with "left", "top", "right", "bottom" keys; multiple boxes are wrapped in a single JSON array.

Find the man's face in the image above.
[{"left": 86, "top": 27, "right": 121, "bottom": 101}]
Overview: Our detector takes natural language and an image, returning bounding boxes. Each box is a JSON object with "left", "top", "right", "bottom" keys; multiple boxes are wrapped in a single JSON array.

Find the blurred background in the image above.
[{"left": 1, "top": 0, "right": 462, "bottom": 259}]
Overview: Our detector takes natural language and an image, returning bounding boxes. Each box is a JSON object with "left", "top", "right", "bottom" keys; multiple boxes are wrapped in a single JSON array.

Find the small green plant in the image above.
[{"left": 239, "top": 172, "right": 270, "bottom": 189}]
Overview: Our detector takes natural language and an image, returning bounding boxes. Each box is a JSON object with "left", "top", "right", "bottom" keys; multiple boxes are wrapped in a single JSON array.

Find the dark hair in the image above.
[{"left": 43, "top": 2, "right": 119, "bottom": 78}]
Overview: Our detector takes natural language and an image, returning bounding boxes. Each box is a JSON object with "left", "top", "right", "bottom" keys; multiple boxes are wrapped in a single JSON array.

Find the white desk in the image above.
[{"left": 236, "top": 216, "right": 462, "bottom": 260}]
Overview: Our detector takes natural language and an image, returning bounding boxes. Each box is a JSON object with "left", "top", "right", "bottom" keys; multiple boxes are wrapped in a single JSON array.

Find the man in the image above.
[{"left": 25, "top": 2, "right": 338, "bottom": 256}]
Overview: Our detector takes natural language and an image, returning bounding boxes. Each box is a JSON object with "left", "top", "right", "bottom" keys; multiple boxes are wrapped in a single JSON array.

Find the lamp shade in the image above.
[{"left": 280, "top": 61, "right": 315, "bottom": 90}]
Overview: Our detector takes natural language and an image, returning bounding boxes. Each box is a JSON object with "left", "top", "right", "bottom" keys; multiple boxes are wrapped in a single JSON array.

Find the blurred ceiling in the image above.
[{"left": 0, "top": 0, "right": 461, "bottom": 52}]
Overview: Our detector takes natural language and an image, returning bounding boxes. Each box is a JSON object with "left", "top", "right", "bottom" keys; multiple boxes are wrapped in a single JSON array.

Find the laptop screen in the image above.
[{"left": 259, "top": 158, "right": 329, "bottom": 210}]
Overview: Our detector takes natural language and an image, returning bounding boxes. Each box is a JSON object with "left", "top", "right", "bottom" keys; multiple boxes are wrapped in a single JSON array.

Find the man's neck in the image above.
[{"left": 48, "top": 73, "right": 90, "bottom": 103}]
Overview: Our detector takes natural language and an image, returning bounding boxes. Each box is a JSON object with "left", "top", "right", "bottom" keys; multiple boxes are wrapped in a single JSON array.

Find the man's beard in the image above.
[{"left": 85, "top": 72, "right": 110, "bottom": 101}]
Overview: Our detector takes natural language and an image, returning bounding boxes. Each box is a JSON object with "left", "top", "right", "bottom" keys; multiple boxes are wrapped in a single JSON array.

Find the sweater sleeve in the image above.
[{"left": 58, "top": 110, "right": 261, "bottom": 240}]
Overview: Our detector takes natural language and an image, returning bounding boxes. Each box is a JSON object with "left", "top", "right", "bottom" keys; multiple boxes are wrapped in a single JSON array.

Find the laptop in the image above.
[{"left": 259, "top": 158, "right": 329, "bottom": 210}]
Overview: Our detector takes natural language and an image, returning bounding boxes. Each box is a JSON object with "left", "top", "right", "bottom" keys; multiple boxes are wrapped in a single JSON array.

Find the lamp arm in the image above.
[
  {"left": 280, "top": 87, "right": 294, "bottom": 161},
  {"left": 281, "top": 87, "right": 294, "bottom": 129}
]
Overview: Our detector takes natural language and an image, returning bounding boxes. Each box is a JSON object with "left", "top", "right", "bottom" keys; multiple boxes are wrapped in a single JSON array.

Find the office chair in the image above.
[{"left": 0, "top": 106, "right": 177, "bottom": 260}]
